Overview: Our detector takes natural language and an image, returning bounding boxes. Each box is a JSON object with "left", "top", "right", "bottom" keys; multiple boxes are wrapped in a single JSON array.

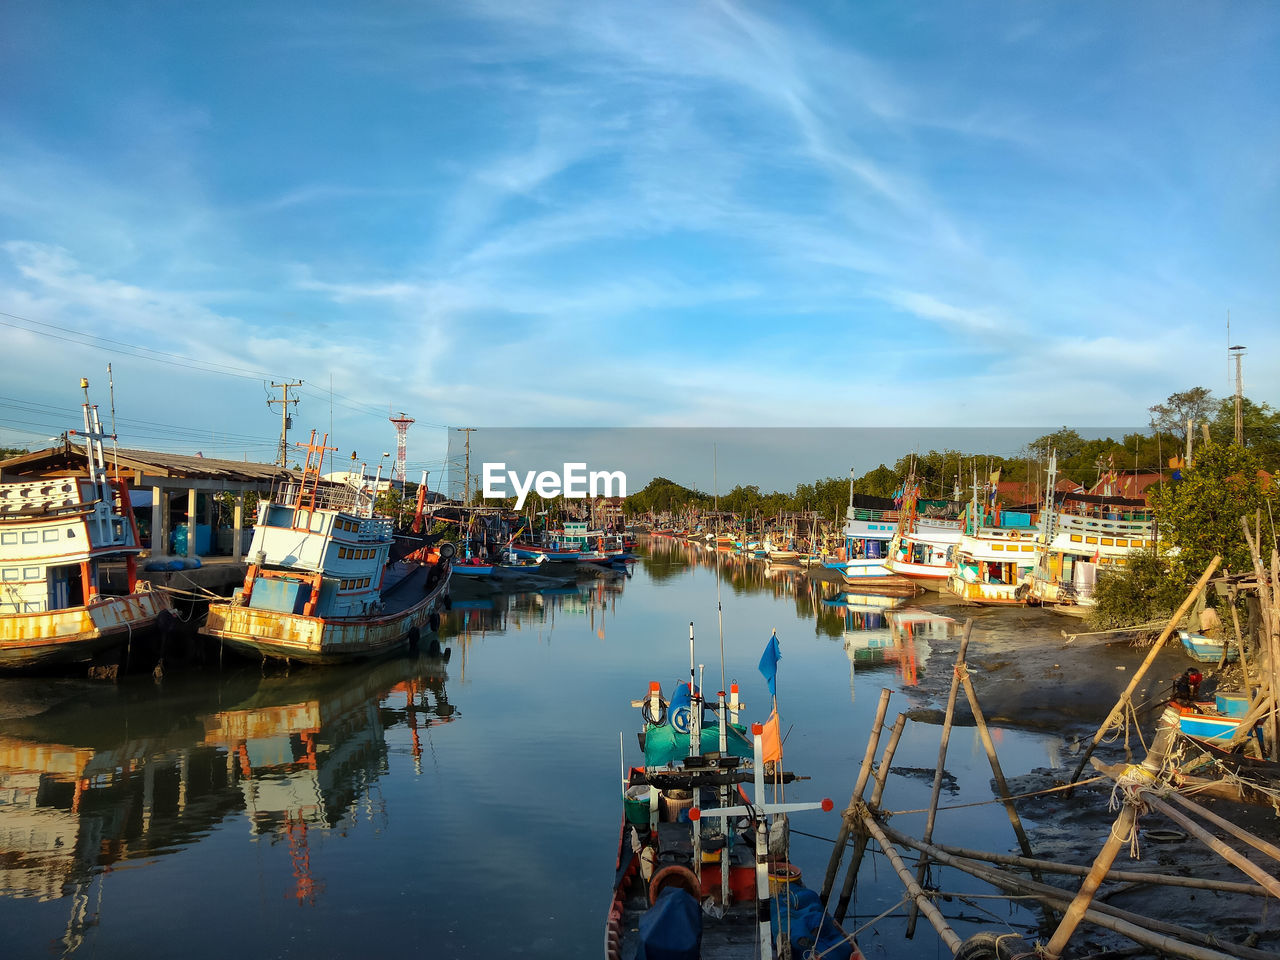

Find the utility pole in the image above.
[
  {"left": 457, "top": 427, "right": 476, "bottom": 504},
  {"left": 268, "top": 381, "right": 303, "bottom": 467},
  {"left": 1230, "top": 344, "right": 1246, "bottom": 446}
]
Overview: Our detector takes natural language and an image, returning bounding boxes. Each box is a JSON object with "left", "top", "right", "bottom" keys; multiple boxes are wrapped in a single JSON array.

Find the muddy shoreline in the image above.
[{"left": 888, "top": 596, "right": 1278, "bottom": 957}]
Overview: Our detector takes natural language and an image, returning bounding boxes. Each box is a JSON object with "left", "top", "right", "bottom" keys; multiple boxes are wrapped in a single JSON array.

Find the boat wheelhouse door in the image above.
[{"left": 47, "top": 564, "right": 84, "bottom": 611}]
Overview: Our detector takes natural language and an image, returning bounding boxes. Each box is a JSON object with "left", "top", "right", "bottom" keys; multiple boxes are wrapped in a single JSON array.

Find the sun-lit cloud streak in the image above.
[{"left": 0, "top": 0, "right": 1276, "bottom": 468}]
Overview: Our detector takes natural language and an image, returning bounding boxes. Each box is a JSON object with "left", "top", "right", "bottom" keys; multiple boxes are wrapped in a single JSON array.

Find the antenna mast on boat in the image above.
[{"left": 106, "top": 363, "right": 121, "bottom": 482}]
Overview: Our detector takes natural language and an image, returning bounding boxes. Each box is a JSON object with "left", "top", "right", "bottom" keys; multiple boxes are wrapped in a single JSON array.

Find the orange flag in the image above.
[{"left": 762, "top": 708, "right": 782, "bottom": 764}]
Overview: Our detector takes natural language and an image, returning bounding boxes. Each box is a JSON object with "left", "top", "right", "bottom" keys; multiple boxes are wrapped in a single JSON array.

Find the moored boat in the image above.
[
  {"left": 945, "top": 484, "right": 1041, "bottom": 605},
  {"left": 201, "top": 432, "right": 452, "bottom": 664},
  {"left": 1177, "top": 628, "right": 1239, "bottom": 663},
  {"left": 606, "top": 630, "right": 861, "bottom": 960},
  {"left": 0, "top": 381, "right": 172, "bottom": 669}
]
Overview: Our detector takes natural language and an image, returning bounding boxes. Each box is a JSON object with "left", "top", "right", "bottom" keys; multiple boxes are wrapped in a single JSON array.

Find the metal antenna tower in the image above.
[
  {"left": 389, "top": 412, "right": 415, "bottom": 485},
  {"left": 1229, "top": 344, "right": 1246, "bottom": 446}
]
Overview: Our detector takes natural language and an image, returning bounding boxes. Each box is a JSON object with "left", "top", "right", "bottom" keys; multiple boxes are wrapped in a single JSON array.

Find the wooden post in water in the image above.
[
  {"left": 905, "top": 619, "right": 971, "bottom": 937},
  {"left": 1069, "top": 555, "right": 1222, "bottom": 787},
  {"left": 821, "top": 687, "right": 891, "bottom": 903},
  {"left": 833, "top": 712, "right": 907, "bottom": 922},
  {"left": 1043, "top": 704, "right": 1182, "bottom": 958}
]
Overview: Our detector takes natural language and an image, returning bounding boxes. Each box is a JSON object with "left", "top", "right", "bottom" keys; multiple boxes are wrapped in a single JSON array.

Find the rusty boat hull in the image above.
[
  {"left": 0, "top": 589, "right": 170, "bottom": 669},
  {"left": 202, "top": 563, "right": 452, "bottom": 665}
]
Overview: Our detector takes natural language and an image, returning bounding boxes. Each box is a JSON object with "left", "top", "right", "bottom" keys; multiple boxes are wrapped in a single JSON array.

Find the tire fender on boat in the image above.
[
  {"left": 648, "top": 864, "right": 700, "bottom": 906},
  {"left": 1014, "top": 582, "right": 1030, "bottom": 601}
]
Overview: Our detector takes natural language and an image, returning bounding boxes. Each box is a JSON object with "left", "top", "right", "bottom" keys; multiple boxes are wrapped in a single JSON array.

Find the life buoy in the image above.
[
  {"left": 1009, "top": 531, "right": 1021, "bottom": 541},
  {"left": 648, "top": 863, "right": 701, "bottom": 905}
]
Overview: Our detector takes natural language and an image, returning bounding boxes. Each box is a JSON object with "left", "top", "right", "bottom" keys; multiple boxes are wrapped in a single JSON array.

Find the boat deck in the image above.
[{"left": 378, "top": 562, "right": 445, "bottom": 616}]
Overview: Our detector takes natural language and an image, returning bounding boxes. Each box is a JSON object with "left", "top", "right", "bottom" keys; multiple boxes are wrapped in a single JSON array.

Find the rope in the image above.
[
  {"left": 885, "top": 775, "right": 1106, "bottom": 816},
  {"left": 1107, "top": 763, "right": 1157, "bottom": 858}
]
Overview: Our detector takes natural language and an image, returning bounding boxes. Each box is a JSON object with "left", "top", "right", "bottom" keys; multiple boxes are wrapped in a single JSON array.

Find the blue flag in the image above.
[{"left": 758, "top": 631, "right": 781, "bottom": 699}]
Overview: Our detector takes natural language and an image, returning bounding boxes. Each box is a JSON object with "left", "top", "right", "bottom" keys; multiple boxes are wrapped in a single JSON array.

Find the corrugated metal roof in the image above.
[{"left": 0, "top": 442, "right": 300, "bottom": 484}]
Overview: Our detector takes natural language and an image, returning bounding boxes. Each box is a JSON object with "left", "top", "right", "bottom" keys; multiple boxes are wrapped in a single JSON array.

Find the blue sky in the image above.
[{"left": 1, "top": 1, "right": 1277, "bottom": 482}]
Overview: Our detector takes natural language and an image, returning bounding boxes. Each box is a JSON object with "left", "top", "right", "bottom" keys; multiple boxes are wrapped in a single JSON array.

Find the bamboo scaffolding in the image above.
[
  {"left": 1164, "top": 790, "right": 1280, "bottom": 862},
  {"left": 1069, "top": 556, "right": 1222, "bottom": 787},
  {"left": 905, "top": 619, "right": 971, "bottom": 937},
  {"left": 878, "top": 821, "right": 1275, "bottom": 960},
  {"left": 821, "top": 687, "right": 891, "bottom": 902},
  {"left": 925, "top": 840, "right": 1271, "bottom": 896},
  {"left": 832, "top": 712, "right": 906, "bottom": 922},
  {"left": 1240, "top": 519, "right": 1280, "bottom": 761},
  {"left": 1140, "top": 794, "right": 1280, "bottom": 897}
]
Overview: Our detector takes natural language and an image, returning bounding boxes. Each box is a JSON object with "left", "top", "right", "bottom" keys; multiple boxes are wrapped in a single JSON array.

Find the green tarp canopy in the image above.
[{"left": 644, "top": 722, "right": 752, "bottom": 767}]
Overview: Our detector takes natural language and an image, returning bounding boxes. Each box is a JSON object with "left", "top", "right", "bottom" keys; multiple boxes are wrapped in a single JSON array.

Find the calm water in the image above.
[{"left": 0, "top": 540, "right": 1066, "bottom": 959}]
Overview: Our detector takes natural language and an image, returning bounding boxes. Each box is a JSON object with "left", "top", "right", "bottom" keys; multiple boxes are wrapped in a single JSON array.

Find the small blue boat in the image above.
[{"left": 1177, "top": 629, "right": 1238, "bottom": 663}]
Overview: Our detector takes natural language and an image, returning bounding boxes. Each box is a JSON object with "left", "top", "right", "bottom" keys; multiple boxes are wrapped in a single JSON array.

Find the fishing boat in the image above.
[
  {"left": 509, "top": 541, "right": 580, "bottom": 561},
  {"left": 828, "top": 481, "right": 906, "bottom": 587},
  {"left": 946, "top": 480, "right": 1041, "bottom": 606},
  {"left": 606, "top": 629, "right": 860, "bottom": 960},
  {"left": 0, "top": 380, "right": 172, "bottom": 669},
  {"left": 452, "top": 558, "right": 495, "bottom": 577},
  {"left": 1021, "top": 457, "right": 1156, "bottom": 611},
  {"left": 201, "top": 432, "right": 453, "bottom": 664},
  {"left": 1164, "top": 695, "right": 1260, "bottom": 749},
  {"left": 875, "top": 470, "right": 963, "bottom": 590},
  {"left": 1177, "top": 629, "right": 1239, "bottom": 663}
]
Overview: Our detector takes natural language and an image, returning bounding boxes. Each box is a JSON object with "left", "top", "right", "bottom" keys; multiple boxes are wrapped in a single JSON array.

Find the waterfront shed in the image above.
[{"left": 0, "top": 439, "right": 298, "bottom": 560}]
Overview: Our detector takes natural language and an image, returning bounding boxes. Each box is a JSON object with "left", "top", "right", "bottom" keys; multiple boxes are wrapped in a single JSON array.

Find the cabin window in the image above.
[
  {"left": 43, "top": 529, "right": 59, "bottom": 541},
  {"left": 1101, "top": 538, "right": 1114, "bottom": 546},
  {"left": 0, "top": 533, "right": 14, "bottom": 544},
  {"left": 22, "top": 531, "right": 37, "bottom": 543},
  {"left": 992, "top": 544, "right": 1003, "bottom": 551},
  {"left": 338, "top": 547, "right": 347, "bottom": 559},
  {"left": 23, "top": 567, "right": 39, "bottom": 580},
  {"left": 67, "top": 529, "right": 75, "bottom": 537},
  {"left": 1069, "top": 534, "right": 1082, "bottom": 543},
  {"left": 1022, "top": 545, "right": 1034, "bottom": 552},
  {"left": 362, "top": 577, "right": 370, "bottom": 588},
  {"left": 1, "top": 569, "right": 17, "bottom": 581},
  {"left": 1085, "top": 536, "right": 1097, "bottom": 544}
]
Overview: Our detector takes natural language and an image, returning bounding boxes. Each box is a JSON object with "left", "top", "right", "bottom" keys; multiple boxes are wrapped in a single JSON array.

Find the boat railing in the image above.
[
  {"left": 847, "top": 507, "right": 900, "bottom": 522},
  {"left": 274, "top": 481, "right": 364, "bottom": 513},
  {"left": 1056, "top": 513, "right": 1153, "bottom": 537}
]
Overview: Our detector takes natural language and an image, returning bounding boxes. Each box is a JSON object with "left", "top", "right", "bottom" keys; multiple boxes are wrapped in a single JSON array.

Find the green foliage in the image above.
[
  {"left": 1149, "top": 386, "right": 1215, "bottom": 434},
  {"left": 1088, "top": 548, "right": 1185, "bottom": 630},
  {"left": 214, "top": 490, "right": 261, "bottom": 527},
  {"left": 0, "top": 446, "right": 30, "bottom": 460},
  {"left": 1152, "top": 438, "right": 1272, "bottom": 584},
  {"left": 1209, "top": 396, "right": 1280, "bottom": 469},
  {"left": 430, "top": 520, "right": 460, "bottom": 542}
]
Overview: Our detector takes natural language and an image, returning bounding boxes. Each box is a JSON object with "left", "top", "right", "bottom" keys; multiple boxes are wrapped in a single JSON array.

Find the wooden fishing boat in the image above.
[
  {"left": 201, "top": 432, "right": 452, "bottom": 665},
  {"left": 509, "top": 541, "right": 580, "bottom": 561},
  {"left": 606, "top": 635, "right": 861, "bottom": 960},
  {"left": 0, "top": 381, "right": 172, "bottom": 669},
  {"left": 452, "top": 559, "right": 494, "bottom": 577},
  {"left": 1163, "top": 695, "right": 1260, "bottom": 748},
  {"left": 946, "top": 487, "right": 1041, "bottom": 606},
  {"left": 1177, "top": 629, "right": 1238, "bottom": 663}
]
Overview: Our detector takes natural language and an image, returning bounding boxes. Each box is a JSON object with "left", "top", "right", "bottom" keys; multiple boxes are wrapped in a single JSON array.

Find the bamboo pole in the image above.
[
  {"left": 959, "top": 667, "right": 1039, "bottom": 868},
  {"left": 1225, "top": 692, "right": 1273, "bottom": 749},
  {"left": 905, "top": 618, "right": 971, "bottom": 936},
  {"left": 858, "top": 812, "right": 964, "bottom": 954},
  {"left": 879, "top": 822, "right": 1272, "bottom": 960},
  {"left": 1069, "top": 556, "right": 1222, "bottom": 787},
  {"left": 1240, "top": 520, "right": 1280, "bottom": 761},
  {"left": 1141, "top": 794, "right": 1280, "bottom": 896},
  {"left": 833, "top": 712, "right": 907, "bottom": 921},
  {"left": 1228, "top": 585, "right": 1252, "bottom": 685},
  {"left": 821, "top": 687, "right": 891, "bottom": 902},
  {"left": 1164, "top": 790, "right": 1280, "bottom": 862},
  {"left": 926, "top": 840, "right": 1270, "bottom": 896},
  {"left": 1046, "top": 710, "right": 1182, "bottom": 957}
]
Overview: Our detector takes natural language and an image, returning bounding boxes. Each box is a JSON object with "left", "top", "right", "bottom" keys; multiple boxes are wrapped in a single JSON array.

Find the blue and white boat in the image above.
[{"left": 1177, "top": 629, "right": 1239, "bottom": 663}]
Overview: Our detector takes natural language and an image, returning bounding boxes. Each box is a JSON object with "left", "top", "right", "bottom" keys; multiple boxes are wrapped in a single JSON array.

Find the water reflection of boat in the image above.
[
  {"left": 839, "top": 607, "right": 954, "bottom": 694},
  {"left": 0, "top": 649, "right": 455, "bottom": 925}
]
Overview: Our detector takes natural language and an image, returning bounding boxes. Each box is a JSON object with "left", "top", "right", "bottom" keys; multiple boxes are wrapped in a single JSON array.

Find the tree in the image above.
[
  {"left": 1208, "top": 396, "right": 1280, "bottom": 469},
  {"left": 1148, "top": 387, "right": 1215, "bottom": 435},
  {"left": 1151, "top": 438, "right": 1272, "bottom": 584}
]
